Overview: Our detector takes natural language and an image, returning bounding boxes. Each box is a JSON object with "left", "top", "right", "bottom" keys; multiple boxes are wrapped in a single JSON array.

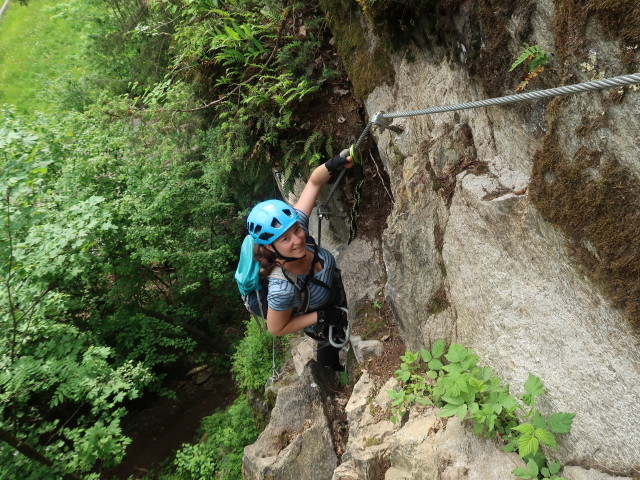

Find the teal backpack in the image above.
[{"left": 235, "top": 235, "right": 270, "bottom": 319}]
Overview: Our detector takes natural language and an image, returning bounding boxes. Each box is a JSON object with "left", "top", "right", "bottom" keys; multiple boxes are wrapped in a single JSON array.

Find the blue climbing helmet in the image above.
[{"left": 247, "top": 199, "right": 299, "bottom": 245}]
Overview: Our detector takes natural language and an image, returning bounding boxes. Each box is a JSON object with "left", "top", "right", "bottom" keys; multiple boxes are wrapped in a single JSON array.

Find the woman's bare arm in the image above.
[
  {"left": 266, "top": 308, "right": 318, "bottom": 335},
  {"left": 295, "top": 157, "right": 352, "bottom": 217}
]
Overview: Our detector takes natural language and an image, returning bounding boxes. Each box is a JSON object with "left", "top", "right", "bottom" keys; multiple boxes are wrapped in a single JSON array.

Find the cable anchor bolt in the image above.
[
  {"left": 371, "top": 111, "right": 404, "bottom": 134},
  {"left": 318, "top": 205, "right": 348, "bottom": 219}
]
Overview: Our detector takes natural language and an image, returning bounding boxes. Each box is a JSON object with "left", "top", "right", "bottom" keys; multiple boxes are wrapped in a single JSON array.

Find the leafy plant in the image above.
[
  {"left": 510, "top": 44, "right": 548, "bottom": 73},
  {"left": 164, "top": 395, "right": 259, "bottom": 480},
  {"left": 231, "top": 319, "right": 289, "bottom": 391},
  {"left": 510, "top": 43, "right": 549, "bottom": 91},
  {"left": 0, "top": 110, "right": 153, "bottom": 478},
  {"left": 387, "top": 341, "right": 574, "bottom": 480}
]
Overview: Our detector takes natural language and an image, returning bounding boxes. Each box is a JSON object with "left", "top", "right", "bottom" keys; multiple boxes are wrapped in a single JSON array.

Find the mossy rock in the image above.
[
  {"left": 530, "top": 103, "right": 640, "bottom": 328},
  {"left": 317, "top": 0, "right": 394, "bottom": 99}
]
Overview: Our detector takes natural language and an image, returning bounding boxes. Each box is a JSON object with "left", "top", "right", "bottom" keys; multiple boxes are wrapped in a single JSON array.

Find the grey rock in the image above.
[
  {"left": 351, "top": 335, "right": 385, "bottom": 363},
  {"left": 361, "top": 24, "right": 640, "bottom": 475},
  {"left": 243, "top": 361, "right": 338, "bottom": 480},
  {"left": 563, "top": 466, "right": 633, "bottom": 480}
]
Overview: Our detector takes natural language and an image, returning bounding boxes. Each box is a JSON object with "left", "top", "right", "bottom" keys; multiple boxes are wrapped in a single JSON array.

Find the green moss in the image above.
[
  {"left": 317, "top": 0, "right": 394, "bottom": 99},
  {"left": 529, "top": 124, "right": 640, "bottom": 328},
  {"left": 355, "top": 302, "right": 386, "bottom": 339},
  {"left": 554, "top": 0, "right": 640, "bottom": 72},
  {"left": 359, "top": 0, "right": 446, "bottom": 51},
  {"left": 363, "top": 436, "right": 383, "bottom": 447},
  {"left": 472, "top": 1, "right": 536, "bottom": 97},
  {"left": 427, "top": 288, "right": 449, "bottom": 316}
]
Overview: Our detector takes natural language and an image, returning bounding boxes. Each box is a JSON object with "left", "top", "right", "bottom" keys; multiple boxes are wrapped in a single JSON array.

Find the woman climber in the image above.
[{"left": 245, "top": 149, "right": 353, "bottom": 371}]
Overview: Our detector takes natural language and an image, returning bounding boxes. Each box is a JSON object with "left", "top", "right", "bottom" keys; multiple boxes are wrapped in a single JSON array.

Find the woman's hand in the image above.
[
  {"left": 295, "top": 147, "right": 354, "bottom": 216},
  {"left": 324, "top": 148, "right": 353, "bottom": 173}
]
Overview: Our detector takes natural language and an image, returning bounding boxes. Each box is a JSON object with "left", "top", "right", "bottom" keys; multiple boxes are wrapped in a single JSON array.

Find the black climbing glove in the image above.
[
  {"left": 324, "top": 148, "right": 350, "bottom": 175},
  {"left": 316, "top": 305, "right": 347, "bottom": 328}
]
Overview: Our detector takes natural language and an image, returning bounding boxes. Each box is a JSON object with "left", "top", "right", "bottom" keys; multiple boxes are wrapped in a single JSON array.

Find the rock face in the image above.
[
  {"left": 260, "top": 1, "right": 640, "bottom": 477},
  {"left": 318, "top": 0, "right": 640, "bottom": 476},
  {"left": 243, "top": 361, "right": 338, "bottom": 480},
  {"left": 324, "top": 1, "right": 640, "bottom": 474},
  {"left": 336, "top": 371, "right": 527, "bottom": 480}
]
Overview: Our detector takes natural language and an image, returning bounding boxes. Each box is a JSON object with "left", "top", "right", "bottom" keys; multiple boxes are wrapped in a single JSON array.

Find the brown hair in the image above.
[{"left": 253, "top": 244, "right": 278, "bottom": 279}]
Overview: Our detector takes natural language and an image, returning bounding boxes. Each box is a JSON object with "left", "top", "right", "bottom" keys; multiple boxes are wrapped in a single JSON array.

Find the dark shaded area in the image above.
[{"left": 103, "top": 374, "right": 236, "bottom": 479}]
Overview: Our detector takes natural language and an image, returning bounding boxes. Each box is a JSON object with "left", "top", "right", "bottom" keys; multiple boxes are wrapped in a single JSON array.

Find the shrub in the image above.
[{"left": 231, "top": 319, "right": 289, "bottom": 391}]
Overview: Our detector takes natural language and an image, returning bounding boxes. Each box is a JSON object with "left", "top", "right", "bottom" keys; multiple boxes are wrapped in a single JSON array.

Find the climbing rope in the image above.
[
  {"left": 318, "top": 72, "right": 640, "bottom": 244},
  {"left": 267, "top": 335, "right": 281, "bottom": 386}
]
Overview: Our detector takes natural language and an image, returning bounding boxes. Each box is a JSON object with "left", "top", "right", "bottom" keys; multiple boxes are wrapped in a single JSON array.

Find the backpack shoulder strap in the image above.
[
  {"left": 268, "top": 267, "right": 287, "bottom": 281},
  {"left": 270, "top": 266, "right": 312, "bottom": 314}
]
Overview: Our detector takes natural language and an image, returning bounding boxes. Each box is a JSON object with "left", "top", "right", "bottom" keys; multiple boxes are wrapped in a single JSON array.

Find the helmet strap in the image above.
[{"left": 272, "top": 245, "right": 303, "bottom": 264}]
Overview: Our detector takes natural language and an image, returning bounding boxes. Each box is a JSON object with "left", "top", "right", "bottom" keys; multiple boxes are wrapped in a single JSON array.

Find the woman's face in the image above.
[{"left": 272, "top": 223, "right": 306, "bottom": 258}]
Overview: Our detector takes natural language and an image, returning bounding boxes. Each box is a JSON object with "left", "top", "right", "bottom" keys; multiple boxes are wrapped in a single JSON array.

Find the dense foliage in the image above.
[
  {"left": 388, "top": 342, "right": 575, "bottom": 480},
  {"left": 1, "top": 0, "right": 339, "bottom": 477}
]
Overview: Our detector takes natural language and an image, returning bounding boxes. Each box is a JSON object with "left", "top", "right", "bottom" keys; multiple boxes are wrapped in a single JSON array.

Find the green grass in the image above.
[{"left": 0, "top": 0, "right": 93, "bottom": 115}]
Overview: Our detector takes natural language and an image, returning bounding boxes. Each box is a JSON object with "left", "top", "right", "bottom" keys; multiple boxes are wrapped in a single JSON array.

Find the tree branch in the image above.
[{"left": 0, "top": 428, "right": 82, "bottom": 480}]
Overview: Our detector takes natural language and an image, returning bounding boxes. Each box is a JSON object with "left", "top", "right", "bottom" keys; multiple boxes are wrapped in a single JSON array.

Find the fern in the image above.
[
  {"left": 510, "top": 43, "right": 548, "bottom": 72},
  {"left": 303, "top": 131, "right": 321, "bottom": 156}
]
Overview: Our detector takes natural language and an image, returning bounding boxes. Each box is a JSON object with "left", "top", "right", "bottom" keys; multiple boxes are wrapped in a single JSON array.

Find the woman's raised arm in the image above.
[{"left": 294, "top": 153, "right": 352, "bottom": 217}]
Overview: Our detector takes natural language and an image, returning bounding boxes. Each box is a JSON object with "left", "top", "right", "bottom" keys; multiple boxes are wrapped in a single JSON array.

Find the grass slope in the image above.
[{"left": 0, "top": 0, "right": 90, "bottom": 115}]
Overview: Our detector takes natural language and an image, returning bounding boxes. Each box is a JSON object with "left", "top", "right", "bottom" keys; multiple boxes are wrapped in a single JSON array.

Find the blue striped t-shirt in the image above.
[{"left": 267, "top": 210, "right": 335, "bottom": 312}]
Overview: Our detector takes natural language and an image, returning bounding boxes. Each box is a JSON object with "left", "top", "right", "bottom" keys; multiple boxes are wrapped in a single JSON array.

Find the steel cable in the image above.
[
  {"left": 320, "top": 73, "right": 640, "bottom": 235},
  {"left": 379, "top": 73, "right": 640, "bottom": 119}
]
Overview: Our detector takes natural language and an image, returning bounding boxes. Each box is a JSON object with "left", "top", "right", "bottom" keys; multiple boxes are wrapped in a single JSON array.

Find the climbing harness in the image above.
[{"left": 318, "top": 72, "right": 640, "bottom": 243}]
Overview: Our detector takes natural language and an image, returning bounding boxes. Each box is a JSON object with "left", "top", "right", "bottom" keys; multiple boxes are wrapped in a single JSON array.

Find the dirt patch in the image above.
[
  {"left": 350, "top": 140, "right": 394, "bottom": 241},
  {"left": 350, "top": 294, "right": 405, "bottom": 380}
]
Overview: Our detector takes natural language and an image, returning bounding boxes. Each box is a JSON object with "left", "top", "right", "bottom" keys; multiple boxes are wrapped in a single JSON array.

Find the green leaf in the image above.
[
  {"left": 420, "top": 348, "right": 432, "bottom": 362},
  {"left": 547, "top": 459, "right": 561, "bottom": 475},
  {"left": 548, "top": 412, "right": 575, "bottom": 434},
  {"left": 400, "top": 350, "right": 418, "bottom": 364},
  {"left": 431, "top": 340, "right": 445, "bottom": 358},
  {"left": 512, "top": 458, "right": 539, "bottom": 479},
  {"left": 531, "top": 410, "right": 547, "bottom": 429},
  {"left": 524, "top": 374, "right": 544, "bottom": 397},
  {"left": 534, "top": 428, "right": 557, "bottom": 449},
  {"left": 503, "top": 440, "right": 518, "bottom": 453},
  {"left": 512, "top": 467, "right": 534, "bottom": 479},
  {"left": 445, "top": 344, "right": 469, "bottom": 363},
  {"left": 476, "top": 366, "right": 493, "bottom": 382},
  {"left": 387, "top": 390, "right": 401, "bottom": 400},
  {"left": 518, "top": 433, "right": 540, "bottom": 457},
  {"left": 512, "top": 423, "right": 535, "bottom": 435},
  {"left": 428, "top": 358, "right": 444, "bottom": 371},
  {"left": 441, "top": 395, "right": 464, "bottom": 405},
  {"left": 521, "top": 393, "right": 534, "bottom": 407},
  {"left": 437, "top": 403, "right": 460, "bottom": 418}
]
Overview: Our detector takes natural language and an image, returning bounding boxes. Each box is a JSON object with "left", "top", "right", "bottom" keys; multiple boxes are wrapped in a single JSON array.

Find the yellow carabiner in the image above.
[{"left": 349, "top": 144, "right": 362, "bottom": 164}]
